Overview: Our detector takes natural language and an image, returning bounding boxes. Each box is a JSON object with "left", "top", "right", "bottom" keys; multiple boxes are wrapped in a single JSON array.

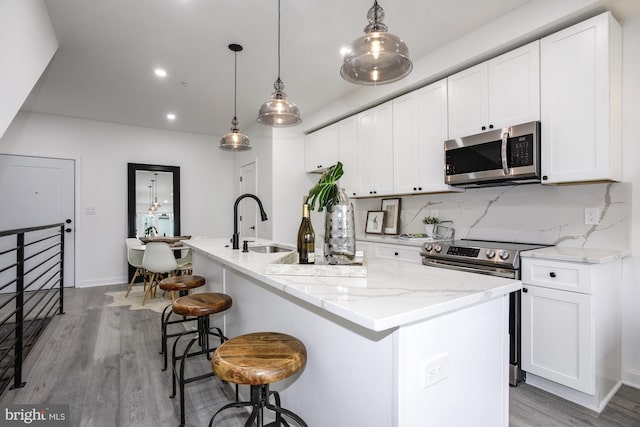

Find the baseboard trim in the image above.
[{"left": 622, "top": 368, "right": 640, "bottom": 390}]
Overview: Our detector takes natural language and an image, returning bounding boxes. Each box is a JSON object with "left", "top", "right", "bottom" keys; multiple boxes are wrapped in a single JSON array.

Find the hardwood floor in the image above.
[{"left": 2, "top": 285, "right": 640, "bottom": 427}]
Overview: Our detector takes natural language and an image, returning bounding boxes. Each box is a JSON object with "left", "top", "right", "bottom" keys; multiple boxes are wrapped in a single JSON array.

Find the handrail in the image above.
[{"left": 0, "top": 223, "right": 65, "bottom": 395}]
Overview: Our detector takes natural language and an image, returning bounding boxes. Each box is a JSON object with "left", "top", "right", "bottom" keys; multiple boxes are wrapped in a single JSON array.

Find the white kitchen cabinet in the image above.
[
  {"left": 393, "top": 79, "right": 459, "bottom": 195},
  {"left": 540, "top": 12, "right": 621, "bottom": 184},
  {"left": 448, "top": 41, "right": 540, "bottom": 139},
  {"left": 521, "top": 257, "right": 621, "bottom": 411},
  {"left": 304, "top": 123, "right": 339, "bottom": 173},
  {"left": 354, "top": 102, "right": 394, "bottom": 197},
  {"left": 337, "top": 116, "right": 358, "bottom": 197}
]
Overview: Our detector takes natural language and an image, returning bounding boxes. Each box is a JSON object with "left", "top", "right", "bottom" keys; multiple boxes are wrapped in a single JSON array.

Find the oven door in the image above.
[{"left": 421, "top": 258, "right": 518, "bottom": 279}]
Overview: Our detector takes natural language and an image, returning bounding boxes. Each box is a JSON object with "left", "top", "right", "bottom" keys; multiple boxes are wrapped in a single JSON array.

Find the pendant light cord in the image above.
[
  {"left": 277, "top": 0, "right": 281, "bottom": 80},
  {"left": 233, "top": 50, "right": 238, "bottom": 119}
]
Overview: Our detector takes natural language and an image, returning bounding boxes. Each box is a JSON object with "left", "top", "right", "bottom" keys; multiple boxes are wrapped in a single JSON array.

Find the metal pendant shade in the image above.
[
  {"left": 341, "top": 1, "right": 413, "bottom": 85},
  {"left": 220, "top": 44, "right": 251, "bottom": 151},
  {"left": 257, "top": 0, "right": 302, "bottom": 127}
]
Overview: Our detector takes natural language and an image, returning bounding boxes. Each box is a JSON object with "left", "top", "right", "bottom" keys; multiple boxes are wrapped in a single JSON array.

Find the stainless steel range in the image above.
[{"left": 420, "top": 239, "right": 548, "bottom": 386}]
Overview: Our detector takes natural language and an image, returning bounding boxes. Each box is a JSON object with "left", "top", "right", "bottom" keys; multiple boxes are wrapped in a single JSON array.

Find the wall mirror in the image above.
[{"left": 127, "top": 163, "right": 181, "bottom": 239}]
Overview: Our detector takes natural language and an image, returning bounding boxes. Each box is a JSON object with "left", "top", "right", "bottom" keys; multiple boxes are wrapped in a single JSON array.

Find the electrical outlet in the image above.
[
  {"left": 421, "top": 353, "right": 449, "bottom": 388},
  {"left": 584, "top": 208, "right": 600, "bottom": 225}
]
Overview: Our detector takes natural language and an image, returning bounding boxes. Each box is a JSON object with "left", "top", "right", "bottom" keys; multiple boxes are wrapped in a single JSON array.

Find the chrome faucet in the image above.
[{"left": 233, "top": 193, "right": 268, "bottom": 250}]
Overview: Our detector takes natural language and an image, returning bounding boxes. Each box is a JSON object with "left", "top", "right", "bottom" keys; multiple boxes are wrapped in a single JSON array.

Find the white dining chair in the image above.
[
  {"left": 125, "top": 238, "right": 147, "bottom": 298},
  {"left": 141, "top": 242, "right": 179, "bottom": 305}
]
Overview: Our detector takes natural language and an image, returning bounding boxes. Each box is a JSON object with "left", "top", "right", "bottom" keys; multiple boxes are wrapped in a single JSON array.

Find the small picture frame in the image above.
[
  {"left": 381, "top": 198, "right": 401, "bottom": 235},
  {"left": 365, "top": 211, "right": 386, "bottom": 234}
]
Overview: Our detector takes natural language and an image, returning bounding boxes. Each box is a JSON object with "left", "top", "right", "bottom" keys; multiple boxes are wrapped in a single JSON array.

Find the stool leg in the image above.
[
  {"left": 160, "top": 304, "right": 173, "bottom": 371},
  {"left": 177, "top": 336, "right": 199, "bottom": 427}
]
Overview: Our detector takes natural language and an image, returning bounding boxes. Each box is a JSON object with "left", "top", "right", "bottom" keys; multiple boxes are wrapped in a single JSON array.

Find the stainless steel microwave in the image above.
[{"left": 444, "top": 121, "right": 541, "bottom": 188}]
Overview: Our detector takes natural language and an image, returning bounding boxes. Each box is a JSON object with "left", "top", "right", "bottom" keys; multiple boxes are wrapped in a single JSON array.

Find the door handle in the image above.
[
  {"left": 249, "top": 226, "right": 255, "bottom": 230},
  {"left": 65, "top": 218, "right": 72, "bottom": 224},
  {"left": 65, "top": 228, "right": 72, "bottom": 233},
  {"left": 501, "top": 130, "right": 510, "bottom": 175}
]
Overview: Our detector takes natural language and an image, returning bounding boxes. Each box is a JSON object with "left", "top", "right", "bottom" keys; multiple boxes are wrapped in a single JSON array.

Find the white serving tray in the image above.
[{"left": 265, "top": 251, "right": 367, "bottom": 278}]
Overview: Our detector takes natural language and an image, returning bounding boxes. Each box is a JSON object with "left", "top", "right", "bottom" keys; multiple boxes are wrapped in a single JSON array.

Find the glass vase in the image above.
[{"left": 324, "top": 189, "right": 356, "bottom": 264}]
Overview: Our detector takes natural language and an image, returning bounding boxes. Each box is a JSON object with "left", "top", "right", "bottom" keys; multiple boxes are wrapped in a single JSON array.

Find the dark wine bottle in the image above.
[{"left": 297, "top": 199, "right": 315, "bottom": 264}]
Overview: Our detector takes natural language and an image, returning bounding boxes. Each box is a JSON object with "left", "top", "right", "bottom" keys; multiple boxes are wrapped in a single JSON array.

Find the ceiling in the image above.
[{"left": 20, "top": 0, "right": 637, "bottom": 137}]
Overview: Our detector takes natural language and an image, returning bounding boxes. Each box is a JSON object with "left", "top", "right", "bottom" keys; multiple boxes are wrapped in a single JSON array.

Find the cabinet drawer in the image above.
[
  {"left": 522, "top": 259, "right": 592, "bottom": 294},
  {"left": 373, "top": 244, "right": 421, "bottom": 264}
]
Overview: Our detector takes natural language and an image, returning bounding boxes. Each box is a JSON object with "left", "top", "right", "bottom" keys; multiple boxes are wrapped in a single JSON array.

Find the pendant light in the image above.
[
  {"left": 257, "top": 0, "right": 301, "bottom": 127},
  {"left": 152, "top": 173, "right": 161, "bottom": 209},
  {"left": 220, "top": 44, "right": 251, "bottom": 151},
  {"left": 340, "top": 0, "right": 412, "bottom": 85}
]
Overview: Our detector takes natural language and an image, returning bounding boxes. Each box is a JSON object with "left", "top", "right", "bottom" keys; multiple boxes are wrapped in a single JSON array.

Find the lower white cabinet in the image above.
[
  {"left": 357, "top": 240, "right": 422, "bottom": 264},
  {"left": 521, "top": 257, "right": 621, "bottom": 411}
]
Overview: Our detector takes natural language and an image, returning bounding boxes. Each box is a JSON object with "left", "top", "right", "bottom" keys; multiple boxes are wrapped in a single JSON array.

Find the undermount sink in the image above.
[{"left": 248, "top": 245, "right": 293, "bottom": 254}]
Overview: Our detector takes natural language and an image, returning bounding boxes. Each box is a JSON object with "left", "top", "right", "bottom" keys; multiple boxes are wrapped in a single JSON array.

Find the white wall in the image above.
[
  {"left": 0, "top": 112, "right": 235, "bottom": 287},
  {"left": 0, "top": 0, "right": 58, "bottom": 138}
]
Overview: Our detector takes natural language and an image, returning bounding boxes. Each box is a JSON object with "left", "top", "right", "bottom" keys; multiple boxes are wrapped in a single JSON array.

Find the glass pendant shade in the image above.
[
  {"left": 220, "top": 117, "right": 251, "bottom": 151},
  {"left": 340, "top": 1, "right": 412, "bottom": 85},
  {"left": 257, "top": 0, "right": 301, "bottom": 127},
  {"left": 220, "top": 44, "right": 251, "bottom": 151},
  {"left": 257, "top": 79, "right": 301, "bottom": 127}
]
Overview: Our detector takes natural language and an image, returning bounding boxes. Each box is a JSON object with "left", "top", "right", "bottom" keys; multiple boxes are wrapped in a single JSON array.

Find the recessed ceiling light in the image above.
[
  {"left": 166, "top": 113, "right": 176, "bottom": 121},
  {"left": 154, "top": 68, "right": 167, "bottom": 77}
]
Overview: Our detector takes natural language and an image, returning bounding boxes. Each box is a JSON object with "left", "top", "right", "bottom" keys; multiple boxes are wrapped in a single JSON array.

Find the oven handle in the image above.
[
  {"left": 501, "top": 129, "right": 510, "bottom": 175},
  {"left": 422, "top": 258, "right": 518, "bottom": 279}
]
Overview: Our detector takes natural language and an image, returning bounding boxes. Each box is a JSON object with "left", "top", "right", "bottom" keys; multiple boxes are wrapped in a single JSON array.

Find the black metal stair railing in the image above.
[{"left": 0, "top": 223, "right": 65, "bottom": 395}]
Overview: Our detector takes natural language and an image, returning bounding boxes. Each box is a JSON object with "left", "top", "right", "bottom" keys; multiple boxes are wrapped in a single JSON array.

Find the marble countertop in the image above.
[
  {"left": 520, "top": 246, "right": 630, "bottom": 264},
  {"left": 185, "top": 238, "right": 521, "bottom": 332}
]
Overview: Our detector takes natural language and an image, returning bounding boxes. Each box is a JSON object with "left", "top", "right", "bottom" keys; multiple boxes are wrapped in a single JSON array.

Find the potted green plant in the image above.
[
  {"left": 422, "top": 216, "right": 440, "bottom": 237},
  {"left": 307, "top": 162, "right": 355, "bottom": 264},
  {"left": 307, "top": 161, "right": 343, "bottom": 212}
]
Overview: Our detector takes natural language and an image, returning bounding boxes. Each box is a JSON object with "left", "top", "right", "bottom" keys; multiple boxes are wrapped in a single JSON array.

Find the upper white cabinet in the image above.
[
  {"left": 354, "top": 102, "right": 394, "bottom": 197},
  {"left": 448, "top": 41, "right": 540, "bottom": 139},
  {"left": 337, "top": 116, "right": 358, "bottom": 197},
  {"left": 304, "top": 124, "right": 340, "bottom": 173},
  {"left": 393, "top": 79, "right": 458, "bottom": 194},
  {"left": 540, "top": 12, "right": 622, "bottom": 184}
]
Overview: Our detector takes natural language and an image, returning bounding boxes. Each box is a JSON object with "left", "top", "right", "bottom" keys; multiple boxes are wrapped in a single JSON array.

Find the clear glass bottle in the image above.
[
  {"left": 324, "top": 189, "right": 356, "bottom": 264},
  {"left": 297, "top": 200, "right": 315, "bottom": 264}
]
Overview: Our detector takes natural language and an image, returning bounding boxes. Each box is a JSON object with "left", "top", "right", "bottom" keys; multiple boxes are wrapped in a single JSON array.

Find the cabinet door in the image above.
[
  {"left": 540, "top": 12, "right": 622, "bottom": 184},
  {"left": 338, "top": 116, "right": 358, "bottom": 198},
  {"left": 447, "top": 63, "right": 488, "bottom": 139},
  {"left": 393, "top": 79, "right": 453, "bottom": 194},
  {"left": 304, "top": 124, "right": 340, "bottom": 173},
  {"left": 522, "top": 285, "right": 594, "bottom": 394},
  {"left": 356, "top": 103, "right": 394, "bottom": 197},
  {"left": 488, "top": 40, "right": 540, "bottom": 129}
]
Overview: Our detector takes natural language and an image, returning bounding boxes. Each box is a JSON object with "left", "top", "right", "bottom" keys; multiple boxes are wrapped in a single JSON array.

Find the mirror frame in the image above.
[{"left": 127, "top": 163, "right": 181, "bottom": 238}]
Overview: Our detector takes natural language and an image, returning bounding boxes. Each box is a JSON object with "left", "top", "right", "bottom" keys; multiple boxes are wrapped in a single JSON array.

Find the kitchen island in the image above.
[{"left": 184, "top": 238, "right": 521, "bottom": 427}]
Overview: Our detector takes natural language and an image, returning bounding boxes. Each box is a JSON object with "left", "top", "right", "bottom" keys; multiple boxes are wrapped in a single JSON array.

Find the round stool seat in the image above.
[
  {"left": 172, "top": 293, "right": 232, "bottom": 317},
  {"left": 212, "top": 332, "right": 307, "bottom": 385},
  {"left": 159, "top": 275, "right": 206, "bottom": 292}
]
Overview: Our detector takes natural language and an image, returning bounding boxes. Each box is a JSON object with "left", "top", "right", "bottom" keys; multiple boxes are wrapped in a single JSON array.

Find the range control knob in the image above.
[
  {"left": 499, "top": 250, "right": 510, "bottom": 260},
  {"left": 485, "top": 249, "right": 496, "bottom": 259},
  {"left": 425, "top": 243, "right": 433, "bottom": 251},
  {"left": 434, "top": 244, "right": 442, "bottom": 253}
]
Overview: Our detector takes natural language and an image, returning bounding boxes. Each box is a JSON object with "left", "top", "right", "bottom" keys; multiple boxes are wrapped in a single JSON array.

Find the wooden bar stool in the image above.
[
  {"left": 208, "top": 332, "right": 308, "bottom": 427},
  {"left": 159, "top": 275, "right": 206, "bottom": 371},
  {"left": 170, "top": 292, "right": 232, "bottom": 427}
]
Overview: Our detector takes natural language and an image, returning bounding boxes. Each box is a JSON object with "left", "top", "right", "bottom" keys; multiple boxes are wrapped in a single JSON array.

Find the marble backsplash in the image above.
[{"left": 353, "top": 182, "right": 630, "bottom": 250}]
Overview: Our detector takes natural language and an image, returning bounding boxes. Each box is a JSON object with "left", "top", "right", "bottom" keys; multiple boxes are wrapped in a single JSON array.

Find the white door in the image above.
[
  {"left": 240, "top": 162, "right": 257, "bottom": 239},
  {"left": 0, "top": 155, "right": 75, "bottom": 287}
]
